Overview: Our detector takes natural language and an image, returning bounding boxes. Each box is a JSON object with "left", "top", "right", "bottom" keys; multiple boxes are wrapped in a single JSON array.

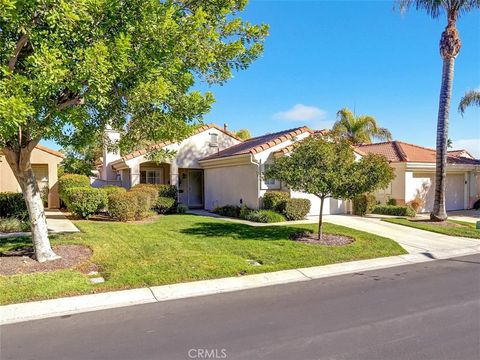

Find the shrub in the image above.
[
  {"left": 130, "top": 186, "right": 159, "bottom": 209},
  {"left": 108, "top": 192, "right": 138, "bottom": 221},
  {"left": 0, "top": 193, "right": 28, "bottom": 220},
  {"left": 283, "top": 198, "right": 311, "bottom": 220},
  {"left": 372, "top": 205, "right": 416, "bottom": 217},
  {"left": 473, "top": 199, "right": 480, "bottom": 210},
  {"left": 64, "top": 187, "right": 108, "bottom": 219},
  {"left": 262, "top": 191, "right": 290, "bottom": 211},
  {"left": 213, "top": 205, "right": 241, "bottom": 218},
  {"left": 0, "top": 217, "right": 31, "bottom": 233},
  {"left": 408, "top": 197, "right": 424, "bottom": 212},
  {"left": 243, "top": 209, "right": 286, "bottom": 223},
  {"left": 134, "top": 191, "right": 154, "bottom": 219},
  {"left": 99, "top": 186, "right": 127, "bottom": 211},
  {"left": 177, "top": 204, "right": 188, "bottom": 214},
  {"left": 387, "top": 197, "right": 397, "bottom": 206},
  {"left": 58, "top": 174, "right": 90, "bottom": 202},
  {"left": 239, "top": 204, "right": 252, "bottom": 219},
  {"left": 131, "top": 184, "right": 177, "bottom": 198},
  {"left": 155, "top": 196, "right": 176, "bottom": 214},
  {"left": 352, "top": 194, "right": 377, "bottom": 216}
]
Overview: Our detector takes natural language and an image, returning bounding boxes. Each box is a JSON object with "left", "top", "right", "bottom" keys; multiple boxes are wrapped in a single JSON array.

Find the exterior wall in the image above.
[
  {"left": 0, "top": 148, "right": 63, "bottom": 208},
  {"left": 102, "top": 127, "right": 122, "bottom": 181},
  {"left": 203, "top": 164, "right": 259, "bottom": 210},
  {"left": 469, "top": 171, "right": 480, "bottom": 208},
  {"left": 374, "top": 163, "right": 407, "bottom": 205},
  {"left": 290, "top": 191, "right": 348, "bottom": 216}
]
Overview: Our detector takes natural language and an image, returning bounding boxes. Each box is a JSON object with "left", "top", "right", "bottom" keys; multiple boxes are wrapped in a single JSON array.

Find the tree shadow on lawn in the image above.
[{"left": 181, "top": 221, "right": 313, "bottom": 241}]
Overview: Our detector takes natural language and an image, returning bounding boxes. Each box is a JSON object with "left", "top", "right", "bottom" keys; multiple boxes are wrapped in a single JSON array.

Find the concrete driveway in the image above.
[
  {"left": 447, "top": 209, "right": 480, "bottom": 224},
  {"left": 324, "top": 214, "right": 479, "bottom": 254}
]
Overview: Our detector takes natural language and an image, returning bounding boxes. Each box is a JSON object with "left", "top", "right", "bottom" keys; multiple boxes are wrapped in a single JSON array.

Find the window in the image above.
[
  {"left": 261, "top": 162, "right": 280, "bottom": 189},
  {"left": 140, "top": 169, "right": 164, "bottom": 184},
  {"left": 209, "top": 133, "right": 219, "bottom": 147},
  {"left": 263, "top": 164, "right": 276, "bottom": 185}
]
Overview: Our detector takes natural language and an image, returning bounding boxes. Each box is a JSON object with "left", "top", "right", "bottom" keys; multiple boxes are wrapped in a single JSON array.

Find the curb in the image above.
[{"left": 2, "top": 246, "right": 480, "bottom": 325}]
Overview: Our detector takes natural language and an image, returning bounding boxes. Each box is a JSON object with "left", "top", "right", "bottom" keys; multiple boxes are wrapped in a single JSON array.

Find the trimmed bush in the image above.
[
  {"left": 64, "top": 187, "right": 108, "bottom": 219},
  {"left": 0, "top": 193, "right": 28, "bottom": 220},
  {"left": 130, "top": 186, "right": 159, "bottom": 209},
  {"left": 263, "top": 191, "right": 290, "bottom": 211},
  {"left": 155, "top": 196, "right": 176, "bottom": 214},
  {"left": 108, "top": 192, "right": 138, "bottom": 221},
  {"left": 283, "top": 198, "right": 311, "bottom": 220},
  {"left": 243, "top": 209, "right": 286, "bottom": 223},
  {"left": 213, "top": 205, "right": 241, "bottom": 218},
  {"left": 177, "top": 204, "right": 188, "bottom": 214},
  {"left": 134, "top": 191, "right": 154, "bottom": 219},
  {"left": 59, "top": 174, "right": 90, "bottom": 202},
  {"left": 353, "top": 194, "right": 377, "bottom": 216},
  {"left": 99, "top": 186, "right": 127, "bottom": 211},
  {"left": 0, "top": 217, "right": 31, "bottom": 233},
  {"left": 372, "top": 205, "right": 416, "bottom": 217},
  {"left": 387, "top": 198, "right": 397, "bottom": 206}
]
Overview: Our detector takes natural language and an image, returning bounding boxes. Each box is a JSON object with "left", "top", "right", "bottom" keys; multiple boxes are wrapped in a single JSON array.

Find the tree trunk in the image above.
[
  {"left": 431, "top": 57, "right": 455, "bottom": 221},
  {"left": 318, "top": 196, "right": 325, "bottom": 241},
  {"left": 3, "top": 147, "right": 60, "bottom": 262}
]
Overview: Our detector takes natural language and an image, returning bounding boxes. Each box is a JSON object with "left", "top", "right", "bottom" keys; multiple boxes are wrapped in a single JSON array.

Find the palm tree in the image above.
[
  {"left": 332, "top": 108, "right": 392, "bottom": 145},
  {"left": 458, "top": 90, "right": 480, "bottom": 114},
  {"left": 398, "top": 0, "right": 479, "bottom": 221}
]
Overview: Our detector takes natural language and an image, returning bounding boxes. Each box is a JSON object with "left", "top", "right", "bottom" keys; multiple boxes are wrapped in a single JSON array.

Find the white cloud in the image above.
[
  {"left": 451, "top": 138, "right": 480, "bottom": 158},
  {"left": 273, "top": 104, "right": 327, "bottom": 122}
]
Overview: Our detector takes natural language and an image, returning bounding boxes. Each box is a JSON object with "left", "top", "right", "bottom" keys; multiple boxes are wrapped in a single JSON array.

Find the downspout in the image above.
[{"left": 249, "top": 154, "right": 261, "bottom": 209}]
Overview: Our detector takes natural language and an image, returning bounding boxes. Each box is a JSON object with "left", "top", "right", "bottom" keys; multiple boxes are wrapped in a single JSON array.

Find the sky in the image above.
[{"left": 41, "top": 0, "right": 480, "bottom": 157}]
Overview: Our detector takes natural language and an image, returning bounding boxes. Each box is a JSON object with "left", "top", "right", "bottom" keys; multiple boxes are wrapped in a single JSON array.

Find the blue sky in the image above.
[{"left": 42, "top": 0, "right": 480, "bottom": 156}]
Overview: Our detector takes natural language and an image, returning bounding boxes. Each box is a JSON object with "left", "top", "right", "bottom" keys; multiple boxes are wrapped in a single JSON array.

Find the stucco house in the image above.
[
  {"left": 356, "top": 141, "right": 480, "bottom": 212},
  {"left": 97, "top": 123, "right": 480, "bottom": 215},
  {"left": 0, "top": 145, "right": 65, "bottom": 208}
]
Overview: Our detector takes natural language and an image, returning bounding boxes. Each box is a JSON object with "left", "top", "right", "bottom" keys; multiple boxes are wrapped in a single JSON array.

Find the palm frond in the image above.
[{"left": 458, "top": 90, "right": 480, "bottom": 114}]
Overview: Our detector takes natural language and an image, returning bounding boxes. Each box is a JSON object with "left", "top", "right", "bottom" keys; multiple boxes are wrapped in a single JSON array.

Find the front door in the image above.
[{"left": 188, "top": 170, "right": 204, "bottom": 208}]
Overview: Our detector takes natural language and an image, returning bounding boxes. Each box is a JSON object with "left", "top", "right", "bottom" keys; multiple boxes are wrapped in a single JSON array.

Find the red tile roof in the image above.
[
  {"left": 201, "top": 126, "right": 312, "bottom": 161},
  {"left": 35, "top": 144, "right": 65, "bottom": 159},
  {"left": 112, "top": 123, "right": 242, "bottom": 164},
  {"left": 356, "top": 141, "right": 479, "bottom": 165}
]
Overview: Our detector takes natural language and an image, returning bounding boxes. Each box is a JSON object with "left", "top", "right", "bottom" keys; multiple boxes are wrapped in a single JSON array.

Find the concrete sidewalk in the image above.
[
  {"left": 0, "top": 210, "right": 79, "bottom": 239},
  {"left": 324, "top": 214, "right": 480, "bottom": 254}
]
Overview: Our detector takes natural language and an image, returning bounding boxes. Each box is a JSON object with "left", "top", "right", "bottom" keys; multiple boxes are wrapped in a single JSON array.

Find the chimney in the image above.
[
  {"left": 102, "top": 125, "right": 121, "bottom": 181},
  {"left": 223, "top": 123, "right": 228, "bottom": 132}
]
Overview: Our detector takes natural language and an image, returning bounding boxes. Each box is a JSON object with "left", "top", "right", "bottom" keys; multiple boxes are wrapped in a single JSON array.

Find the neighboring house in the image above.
[
  {"left": 356, "top": 141, "right": 480, "bottom": 212},
  {"left": 98, "top": 124, "right": 480, "bottom": 215},
  {"left": 0, "top": 145, "right": 65, "bottom": 208}
]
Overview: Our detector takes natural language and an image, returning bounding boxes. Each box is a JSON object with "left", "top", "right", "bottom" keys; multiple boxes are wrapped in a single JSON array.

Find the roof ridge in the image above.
[
  {"left": 392, "top": 141, "right": 409, "bottom": 162},
  {"left": 245, "top": 126, "right": 310, "bottom": 141}
]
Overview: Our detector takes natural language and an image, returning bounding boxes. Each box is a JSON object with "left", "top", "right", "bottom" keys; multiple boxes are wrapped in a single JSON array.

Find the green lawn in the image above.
[
  {"left": 0, "top": 215, "right": 406, "bottom": 305},
  {"left": 383, "top": 218, "right": 480, "bottom": 239}
]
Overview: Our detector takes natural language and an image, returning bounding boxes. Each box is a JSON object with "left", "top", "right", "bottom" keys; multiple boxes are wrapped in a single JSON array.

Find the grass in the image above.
[
  {"left": 383, "top": 218, "right": 480, "bottom": 239},
  {"left": 0, "top": 215, "right": 406, "bottom": 305}
]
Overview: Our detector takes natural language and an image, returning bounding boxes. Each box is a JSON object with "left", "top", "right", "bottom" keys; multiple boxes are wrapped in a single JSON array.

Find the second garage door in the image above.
[{"left": 445, "top": 174, "right": 465, "bottom": 211}]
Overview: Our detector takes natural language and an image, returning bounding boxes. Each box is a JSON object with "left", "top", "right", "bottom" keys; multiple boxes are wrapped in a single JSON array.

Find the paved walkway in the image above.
[
  {"left": 447, "top": 209, "right": 480, "bottom": 224},
  {"left": 0, "top": 210, "right": 79, "bottom": 238},
  {"left": 323, "top": 214, "right": 479, "bottom": 254}
]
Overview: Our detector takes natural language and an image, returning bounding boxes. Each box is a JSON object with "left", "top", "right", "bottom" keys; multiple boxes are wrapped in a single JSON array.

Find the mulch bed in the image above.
[
  {"left": 0, "top": 245, "right": 93, "bottom": 276},
  {"left": 409, "top": 220, "right": 464, "bottom": 228},
  {"left": 290, "top": 232, "right": 354, "bottom": 246}
]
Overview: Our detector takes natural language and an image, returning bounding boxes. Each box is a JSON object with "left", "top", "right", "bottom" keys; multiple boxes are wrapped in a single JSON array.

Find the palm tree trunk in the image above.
[{"left": 431, "top": 57, "right": 455, "bottom": 221}]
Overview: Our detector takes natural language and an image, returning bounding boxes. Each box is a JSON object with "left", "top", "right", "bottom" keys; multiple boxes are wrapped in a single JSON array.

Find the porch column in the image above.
[
  {"left": 170, "top": 161, "right": 179, "bottom": 188},
  {"left": 131, "top": 162, "right": 140, "bottom": 187}
]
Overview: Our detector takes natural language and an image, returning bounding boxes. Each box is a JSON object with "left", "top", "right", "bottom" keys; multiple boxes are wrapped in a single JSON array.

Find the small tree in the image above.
[
  {"left": 0, "top": 1, "right": 267, "bottom": 262},
  {"left": 235, "top": 128, "right": 252, "bottom": 140},
  {"left": 266, "top": 136, "right": 395, "bottom": 240}
]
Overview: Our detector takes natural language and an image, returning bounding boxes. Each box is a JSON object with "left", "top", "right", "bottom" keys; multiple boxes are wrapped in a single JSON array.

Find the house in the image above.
[
  {"left": 98, "top": 124, "right": 480, "bottom": 215},
  {"left": 0, "top": 145, "right": 65, "bottom": 208},
  {"left": 356, "top": 141, "right": 480, "bottom": 212}
]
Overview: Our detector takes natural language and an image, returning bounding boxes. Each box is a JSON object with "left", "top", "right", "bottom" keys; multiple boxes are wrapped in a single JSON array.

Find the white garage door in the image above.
[{"left": 445, "top": 174, "right": 465, "bottom": 211}]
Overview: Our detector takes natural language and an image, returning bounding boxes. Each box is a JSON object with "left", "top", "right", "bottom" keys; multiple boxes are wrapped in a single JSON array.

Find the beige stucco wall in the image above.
[
  {"left": 204, "top": 163, "right": 259, "bottom": 210},
  {"left": 374, "top": 163, "right": 406, "bottom": 205},
  {"left": 0, "top": 148, "right": 63, "bottom": 208}
]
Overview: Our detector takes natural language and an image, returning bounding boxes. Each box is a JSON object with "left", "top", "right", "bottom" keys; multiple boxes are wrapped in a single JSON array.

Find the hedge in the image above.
[
  {"left": 58, "top": 174, "right": 90, "bottom": 203},
  {"left": 213, "top": 205, "right": 241, "bottom": 218},
  {"left": 242, "top": 209, "right": 286, "bottom": 223},
  {"left": 0, "top": 193, "right": 28, "bottom": 220},
  {"left": 130, "top": 186, "right": 159, "bottom": 209},
  {"left": 108, "top": 191, "right": 156, "bottom": 221},
  {"left": 64, "top": 187, "right": 107, "bottom": 219},
  {"left": 372, "top": 205, "right": 416, "bottom": 217},
  {"left": 155, "top": 197, "right": 176, "bottom": 214},
  {"left": 263, "top": 191, "right": 290, "bottom": 211},
  {"left": 352, "top": 194, "right": 377, "bottom": 216},
  {"left": 283, "top": 198, "right": 311, "bottom": 220}
]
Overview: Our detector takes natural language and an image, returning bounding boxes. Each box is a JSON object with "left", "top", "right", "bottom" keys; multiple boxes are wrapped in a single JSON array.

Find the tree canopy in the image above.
[
  {"left": 235, "top": 128, "right": 251, "bottom": 140},
  {"left": 266, "top": 136, "right": 394, "bottom": 239},
  {"left": 331, "top": 108, "right": 392, "bottom": 145}
]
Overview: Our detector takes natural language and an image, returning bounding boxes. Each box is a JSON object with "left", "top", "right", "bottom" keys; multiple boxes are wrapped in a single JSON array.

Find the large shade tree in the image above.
[
  {"left": 398, "top": 0, "right": 479, "bottom": 221},
  {"left": 0, "top": 0, "right": 268, "bottom": 262},
  {"left": 266, "top": 136, "right": 395, "bottom": 240},
  {"left": 331, "top": 108, "right": 392, "bottom": 145}
]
